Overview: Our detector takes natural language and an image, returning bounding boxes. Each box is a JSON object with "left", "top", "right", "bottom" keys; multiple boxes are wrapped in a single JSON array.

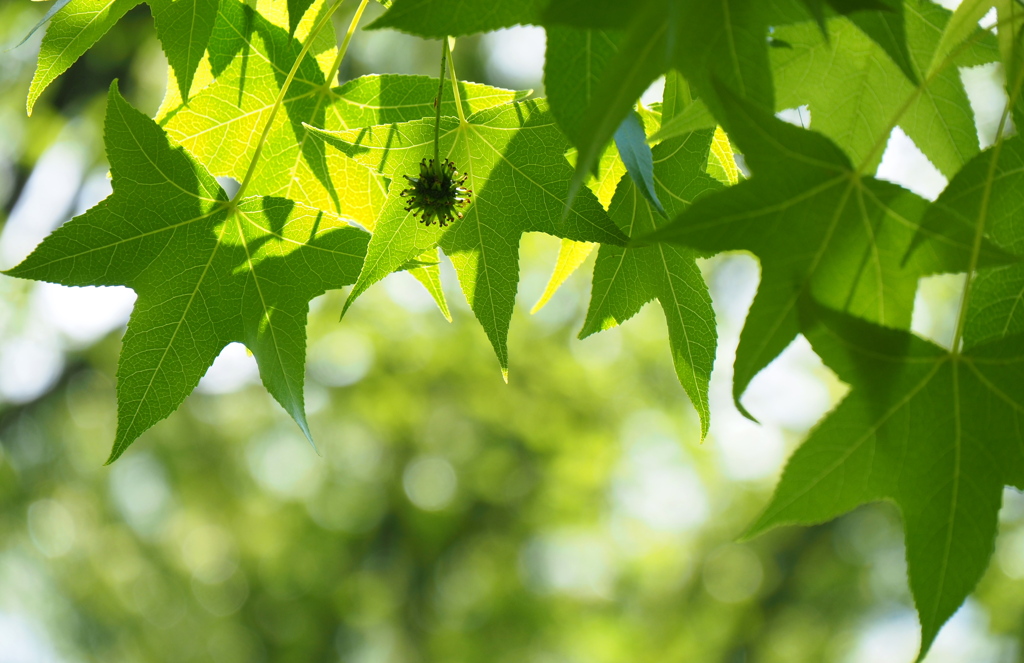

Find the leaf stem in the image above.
[
  {"left": 856, "top": 11, "right": 1024, "bottom": 175},
  {"left": 232, "top": 0, "right": 348, "bottom": 204},
  {"left": 446, "top": 38, "right": 467, "bottom": 125},
  {"left": 324, "top": 0, "right": 370, "bottom": 86},
  {"left": 950, "top": 34, "right": 1024, "bottom": 354},
  {"left": 433, "top": 37, "right": 448, "bottom": 169}
]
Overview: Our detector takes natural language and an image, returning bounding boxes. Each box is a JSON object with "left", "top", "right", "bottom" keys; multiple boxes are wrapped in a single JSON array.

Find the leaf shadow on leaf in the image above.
[
  {"left": 209, "top": 0, "right": 254, "bottom": 79},
  {"left": 164, "top": 0, "right": 345, "bottom": 210}
]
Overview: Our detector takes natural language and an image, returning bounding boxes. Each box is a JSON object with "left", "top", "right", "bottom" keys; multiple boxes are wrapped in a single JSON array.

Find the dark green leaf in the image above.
[
  {"left": 583, "top": 129, "right": 721, "bottom": 434},
  {"left": 748, "top": 299, "right": 1024, "bottom": 659},
  {"left": 646, "top": 84, "right": 987, "bottom": 413}
]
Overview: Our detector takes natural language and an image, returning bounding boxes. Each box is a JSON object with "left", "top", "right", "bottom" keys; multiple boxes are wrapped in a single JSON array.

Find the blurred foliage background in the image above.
[{"left": 2, "top": 1, "right": 1024, "bottom": 661}]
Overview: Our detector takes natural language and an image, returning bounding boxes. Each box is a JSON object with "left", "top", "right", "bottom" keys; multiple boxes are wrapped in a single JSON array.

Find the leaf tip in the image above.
[
  {"left": 734, "top": 394, "right": 759, "bottom": 424},
  {"left": 104, "top": 437, "right": 130, "bottom": 466},
  {"left": 339, "top": 291, "right": 357, "bottom": 321},
  {"left": 738, "top": 511, "right": 783, "bottom": 543}
]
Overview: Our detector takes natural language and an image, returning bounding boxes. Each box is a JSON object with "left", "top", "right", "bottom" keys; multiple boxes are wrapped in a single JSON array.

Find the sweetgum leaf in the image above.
[
  {"left": 27, "top": 0, "right": 143, "bottom": 114},
  {"left": 308, "top": 99, "right": 626, "bottom": 375},
  {"left": 771, "top": 0, "right": 997, "bottom": 177},
  {"left": 582, "top": 129, "right": 721, "bottom": 435},
  {"left": 6, "top": 83, "right": 369, "bottom": 461},
  {"left": 162, "top": 0, "right": 526, "bottom": 228},
  {"left": 747, "top": 299, "right": 1024, "bottom": 659},
  {"left": 647, "top": 84, "right": 989, "bottom": 414}
]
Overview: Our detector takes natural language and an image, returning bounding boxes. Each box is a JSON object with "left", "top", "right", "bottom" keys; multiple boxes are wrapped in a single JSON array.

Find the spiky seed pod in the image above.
[{"left": 400, "top": 158, "right": 472, "bottom": 227}]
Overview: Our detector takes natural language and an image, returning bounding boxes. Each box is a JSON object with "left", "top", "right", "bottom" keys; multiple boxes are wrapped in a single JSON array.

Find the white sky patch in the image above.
[
  {"left": 0, "top": 331, "right": 63, "bottom": 404},
  {"left": 109, "top": 452, "right": 175, "bottom": 538},
  {"left": 742, "top": 335, "right": 836, "bottom": 432},
  {"left": 522, "top": 530, "right": 617, "bottom": 600},
  {"left": 247, "top": 428, "right": 323, "bottom": 500},
  {"left": 611, "top": 430, "right": 709, "bottom": 533},
  {"left": 197, "top": 342, "right": 261, "bottom": 394},
  {"left": 704, "top": 254, "right": 788, "bottom": 481},
  {"left": 846, "top": 602, "right": 1011, "bottom": 663},
  {"left": 911, "top": 273, "right": 966, "bottom": 350},
  {"left": 483, "top": 26, "right": 545, "bottom": 92},
  {"left": 73, "top": 168, "right": 112, "bottom": 215},
  {"left": 776, "top": 106, "right": 810, "bottom": 128},
  {"left": 382, "top": 270, "right": 438, "bottom": 315},
  {"left": 33, "top": 283, "right": 136, "bottom": 348},
  {"left": 641, "top": 76, "right": 665, "bottom": 107},
  {"left": 961, "top": 63, "right": 1011, "bottom": 148},
  {"left": 403, "top": 455, "right": 458, "bottom": 511},
  {"left": 0, "top": 613, "right": 66, "bottom": 663},
  {"left": 876, "top": 127, "right": 948, "bottom": 201},
  {"left": 0, "top": 140, "right": 87, "bottom": 270}
]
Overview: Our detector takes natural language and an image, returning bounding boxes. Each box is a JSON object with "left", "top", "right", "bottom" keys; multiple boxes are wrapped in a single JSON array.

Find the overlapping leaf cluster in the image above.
[{"left": 11, "top": 0, "right": 1024, "bottom": 656}]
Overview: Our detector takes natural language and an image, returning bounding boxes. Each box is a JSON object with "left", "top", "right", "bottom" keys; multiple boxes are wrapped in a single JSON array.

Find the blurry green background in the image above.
[{"left": 1, "top": 1, "right": 1023, "bottom": 661}]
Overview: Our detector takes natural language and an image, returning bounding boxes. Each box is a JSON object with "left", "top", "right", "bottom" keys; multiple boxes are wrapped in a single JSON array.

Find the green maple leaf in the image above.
[
  {"left": 307, "top": 98, "right": 626, "bottom": 375},
  {"left": 647, "top": 85, "right": 990, "bottom": 414},
  {"left": 747, "top": 299, "right": 1024, "bottom": 659},
  {"left": 161, "top": 0, "right": 527, "bottom": 228},
  {"left": 27, "top": 0, "right": 144, "bottom": 114},
  {"left": 771, "top": 0, "right": 997, "bottom": 177},
  {"left": 6, "top": 83, "right": 370, "bottom": 462},
  {"left": 582, "top": 128, "right": 721, "bottom": 435}
]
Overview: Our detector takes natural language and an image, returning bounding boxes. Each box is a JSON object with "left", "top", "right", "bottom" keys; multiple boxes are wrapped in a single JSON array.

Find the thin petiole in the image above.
[
  {"left": 446, "top": 38, "right": 467, "bottom": 125},
  {"left": 324, "top": 0, "right": 371, "bottom": 87},
  {"left": 950, "top": 36, "right": 1024, "bottom": 355},
  {"left": 856, "top": 10, "right": 1024, "bottom": 176},
  {"left": 433, "top": 37, "right": 448, "bottom": 169}
]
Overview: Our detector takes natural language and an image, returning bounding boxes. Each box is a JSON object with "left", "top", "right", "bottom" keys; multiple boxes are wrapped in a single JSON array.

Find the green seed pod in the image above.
[{"left": 400, "top": 158, "right": 472, "bottom": 227}]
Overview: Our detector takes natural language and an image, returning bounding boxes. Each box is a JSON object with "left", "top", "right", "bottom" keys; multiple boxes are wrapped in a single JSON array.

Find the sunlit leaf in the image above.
[{"left": 7, "top": 84, "right": 369, "bottom": 460}]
